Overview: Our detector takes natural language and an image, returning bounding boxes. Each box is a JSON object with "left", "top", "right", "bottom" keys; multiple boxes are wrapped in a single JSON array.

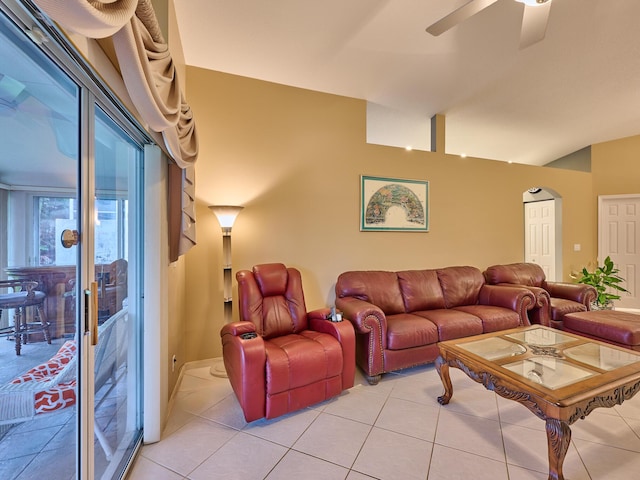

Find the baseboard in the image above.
[{"left": 166, "top": 357, "right": 221, "bottom": 423}]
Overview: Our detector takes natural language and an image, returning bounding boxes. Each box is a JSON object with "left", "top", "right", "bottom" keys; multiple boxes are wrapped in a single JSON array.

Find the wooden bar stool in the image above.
[{"left": 0, "top": 279, "right": 51, "bottom": 355}]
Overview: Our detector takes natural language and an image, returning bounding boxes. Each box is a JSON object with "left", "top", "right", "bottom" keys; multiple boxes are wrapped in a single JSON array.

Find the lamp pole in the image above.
[{"left": 209, "top": 205, "right": 243, "bottom": 376}]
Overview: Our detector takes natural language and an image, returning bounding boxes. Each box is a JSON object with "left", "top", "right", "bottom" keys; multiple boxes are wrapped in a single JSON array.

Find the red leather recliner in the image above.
[
  {"left": 221, "top": 263, "right": 356, "bottom": 422},
  {"left": 484, "top": 263, "right": 597, "bottom": 329}
]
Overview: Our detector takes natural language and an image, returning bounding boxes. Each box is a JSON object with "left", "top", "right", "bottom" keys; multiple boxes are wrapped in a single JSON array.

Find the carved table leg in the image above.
[
  {"left": 435, "top": 355, "right": 453, "bottom": 405},
  {"left": 545, "top": 418, "right": 571, "bottom": 480}
]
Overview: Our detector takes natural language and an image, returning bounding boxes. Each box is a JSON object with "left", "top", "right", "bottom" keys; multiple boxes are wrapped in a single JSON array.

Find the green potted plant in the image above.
[{"left": 573, "top": 256, "right": 629, "bottom": 309}]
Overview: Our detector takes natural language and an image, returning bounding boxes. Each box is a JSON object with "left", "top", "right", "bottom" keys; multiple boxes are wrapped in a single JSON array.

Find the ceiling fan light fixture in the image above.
[{"left": 516, "top": 0, "right": 551, "bottom": 7}]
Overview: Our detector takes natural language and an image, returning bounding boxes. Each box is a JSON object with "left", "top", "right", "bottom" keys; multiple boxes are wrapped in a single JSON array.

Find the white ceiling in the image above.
[{"left": 173, "top": 0, "right": 640, "bottom": 166}]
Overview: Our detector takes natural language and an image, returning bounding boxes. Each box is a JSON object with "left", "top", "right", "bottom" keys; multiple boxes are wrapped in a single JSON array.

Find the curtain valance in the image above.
[{"left": 32, "top": 0, "right": 197, "bottom": 258}]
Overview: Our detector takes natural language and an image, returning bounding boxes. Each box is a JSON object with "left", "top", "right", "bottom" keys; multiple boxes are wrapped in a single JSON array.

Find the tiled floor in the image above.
[{"left": 127, "top": 359, "right": 640, "bottom": 480}]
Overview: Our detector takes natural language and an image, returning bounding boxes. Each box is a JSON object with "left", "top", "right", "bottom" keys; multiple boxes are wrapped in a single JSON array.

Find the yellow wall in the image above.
[
  {"left": 592, "top": 135, "right": 640, "bottom": 196},
  {"left": 585, "top": 134, "right": 640, "bottom": 272},
  {"left": 184, "top": 67, "right": 599, "bottom": 362}
]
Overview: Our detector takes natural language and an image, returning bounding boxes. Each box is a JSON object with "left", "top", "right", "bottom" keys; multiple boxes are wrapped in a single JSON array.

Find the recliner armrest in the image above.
[
  {"left": 220, "top": 321, "right": 266, "bottom": 422},
  {"left": 308, "top": 316, "right": 356, "bottom": 390},
  {"left": 545, "top": 282, "right": 597, "bottom": 307},
  {"left": 221, "top": 321, "right": 257, "bottom": 337},
  {"left": 308, "top": 307, "right": 332, "bottom": 321}
]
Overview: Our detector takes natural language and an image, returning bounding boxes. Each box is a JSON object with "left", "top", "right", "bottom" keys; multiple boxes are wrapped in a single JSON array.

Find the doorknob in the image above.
[{"left": 60, "top": 229, "right": 79, "bottom": 248}]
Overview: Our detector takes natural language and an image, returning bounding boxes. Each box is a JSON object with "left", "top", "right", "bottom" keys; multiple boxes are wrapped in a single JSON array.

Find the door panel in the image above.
[
  {"left": 525, "top": 199, "right": 557, "bottom": 280},
  {"left": 92, "top": 108, "right": 143, "bottom": 478},
  {"left": 599, "top": 195, "right": 640, "bottom": 309}
]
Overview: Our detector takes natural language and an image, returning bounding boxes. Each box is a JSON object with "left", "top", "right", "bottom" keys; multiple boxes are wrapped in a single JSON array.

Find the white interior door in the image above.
[
  {"left": 525, "top": 199, "right": 557, "bottom": 280},
  {"left": 598, "top": 195, "right": 640, "bottom": 310}
]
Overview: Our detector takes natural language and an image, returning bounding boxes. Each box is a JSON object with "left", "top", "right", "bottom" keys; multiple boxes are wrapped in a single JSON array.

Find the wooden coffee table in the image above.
[{"left": 435, "top": 325, "right": 640, "bottom": 480}]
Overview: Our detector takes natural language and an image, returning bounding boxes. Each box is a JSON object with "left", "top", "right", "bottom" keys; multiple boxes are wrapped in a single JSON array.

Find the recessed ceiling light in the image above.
[{"left": 405, "top": 146, "right": 412, "bottom": 151}]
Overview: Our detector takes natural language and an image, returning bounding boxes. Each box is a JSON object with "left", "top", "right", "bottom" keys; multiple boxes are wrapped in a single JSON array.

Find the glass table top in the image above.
[
  {"left": 457, "top": 337, "right": 526, "bottom": 361},
  {"left": 506, "top": 328, "right": 575, "bottom": 346},
  {"left": 454, "top": 326, "right": 640, "bottom": 390},
  {"left": 503, "top": 357, "right": 596, "bottom": 389},
  {"left": 564, "top": 342, "right": 640, "bottom": 371}
]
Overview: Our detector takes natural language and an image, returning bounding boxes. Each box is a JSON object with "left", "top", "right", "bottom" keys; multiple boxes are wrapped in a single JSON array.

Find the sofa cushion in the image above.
[
  {"left": 413, "top": 309, "right": 483, "bottom": 341},
  {"left": 386, "top": 313, "right": 439, "bottom": 350},
  {"left": 397, "top": 270, "right": 446, "bottom": 312},
  {"left": 437, "top": 266, "right": 484, "bottom": 308},
  {"left": 454, "top": 305, "right": 521, "bottom": 332},
  {"left": 336, "top": 271, "right": 405, "bottom": 315}
]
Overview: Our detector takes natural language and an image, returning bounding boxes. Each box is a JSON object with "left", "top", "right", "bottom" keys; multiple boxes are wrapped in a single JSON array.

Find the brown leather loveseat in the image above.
[
  {"left": 335, "top": 266, "right": 536, "bottom": 384},
  {"left": 483, "top": 263, "right": 596, "bottom": 329}
]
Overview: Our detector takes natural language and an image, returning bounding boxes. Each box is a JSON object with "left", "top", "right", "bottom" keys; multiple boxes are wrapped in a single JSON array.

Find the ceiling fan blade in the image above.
[
  {"left": 426, "top": 0, "right": 499, "bottom": 36},
  {"left": 519, "top": 2, "right": 552, "bottom": 49}
]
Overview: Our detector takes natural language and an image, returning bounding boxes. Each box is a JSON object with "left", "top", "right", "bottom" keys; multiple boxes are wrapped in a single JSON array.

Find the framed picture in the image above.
[{"left": 360, "top": 175, "right": 429, "bottom": 232}]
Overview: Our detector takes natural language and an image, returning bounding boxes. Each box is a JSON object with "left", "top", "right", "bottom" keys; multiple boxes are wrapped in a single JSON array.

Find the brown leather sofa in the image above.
[
  {"left": 483, "top": 263, "right": 597, "bottom": 329},
  {"left": 335, "top": 266, "right": 536, "bottom": 385},
  {"left": 222, "top": 263, "right": 355, "bottom": 422}
]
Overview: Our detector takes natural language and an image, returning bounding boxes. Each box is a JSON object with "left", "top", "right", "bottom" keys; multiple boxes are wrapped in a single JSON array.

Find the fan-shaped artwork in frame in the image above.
[{"left": 361, "top": 175, "right": 429, "bottom": 231}]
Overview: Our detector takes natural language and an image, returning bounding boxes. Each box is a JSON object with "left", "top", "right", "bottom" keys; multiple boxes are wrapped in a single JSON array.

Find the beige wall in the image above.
[
  {"left": 586, "top": 134, "right": 640, "bottom": 271},
  {"left": 592, "top": 135, "right": 640, "bottom": 196},
  {"left": 184, "top": 67, "right": 598, "bottom": 362}
]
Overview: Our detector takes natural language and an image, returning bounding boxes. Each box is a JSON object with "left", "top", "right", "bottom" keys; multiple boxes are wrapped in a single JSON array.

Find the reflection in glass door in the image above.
[
  {"left": 92, "top": 108, "right": 142, "bottom": 478},
  {"left": 0, "top": 4, "right": 144, "bottom": 479},
  {"left": 0, "top": 9, "right": 80, "bottom": 479}
]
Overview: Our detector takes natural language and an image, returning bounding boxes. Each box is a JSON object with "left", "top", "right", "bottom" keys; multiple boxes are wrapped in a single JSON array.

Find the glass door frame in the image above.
[{"left": 1, "top": 1, "right": 155, "bottom": 478}]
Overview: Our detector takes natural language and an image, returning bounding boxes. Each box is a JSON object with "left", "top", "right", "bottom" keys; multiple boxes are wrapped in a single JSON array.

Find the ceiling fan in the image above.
[{"left": 426, "top": 0, "right": 553, "bottom": 49}]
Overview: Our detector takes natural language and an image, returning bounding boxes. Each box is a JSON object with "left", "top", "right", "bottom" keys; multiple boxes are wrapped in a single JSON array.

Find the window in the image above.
[
  {"left": 34, "top": 195, "right": 76, "bottom": 265},
  {"left": 32, "top": 195, "right": 128, "bottom": 266}
]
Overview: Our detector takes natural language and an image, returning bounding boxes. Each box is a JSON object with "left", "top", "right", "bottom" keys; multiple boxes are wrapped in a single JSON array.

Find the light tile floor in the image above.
[{"left": 127, "top": 360, "right": 640, "bottom": 480}]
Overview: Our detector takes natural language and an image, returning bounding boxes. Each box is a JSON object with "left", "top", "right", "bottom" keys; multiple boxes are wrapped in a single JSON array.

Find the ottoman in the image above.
[{"left": 563, "top": 310, "right": 640, "bottom": 351}]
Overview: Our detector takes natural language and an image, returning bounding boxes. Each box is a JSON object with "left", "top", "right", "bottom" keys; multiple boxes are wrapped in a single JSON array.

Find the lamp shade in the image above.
[
  {"left": 516, "top": 0, "right": 550, "bottom": 6},
  {"left": 209, "top": 205, "right": 243, "bottom": 229}
]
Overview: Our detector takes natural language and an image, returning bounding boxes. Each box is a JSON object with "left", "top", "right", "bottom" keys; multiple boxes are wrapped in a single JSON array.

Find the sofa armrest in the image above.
[
  {"left": 220, "top": 321, "right": 266, "bottom": 422},
  {"left": 309, "top": 316, "right": 356, "bottom": 390},
  {"left": 478, "top": 285, "right": 537, "bottom": 325},
  {"left": 494, "top": 284, "right": 552, "bottom": 326},
  {"left": 545, "top": 282, "right": 597, "bottom": 307},
  {"left": 335, "top": 297, "right": 387, "bottom": 338},
  {"left": 335, "top": 296, "right": 387, "bottom": 378}
]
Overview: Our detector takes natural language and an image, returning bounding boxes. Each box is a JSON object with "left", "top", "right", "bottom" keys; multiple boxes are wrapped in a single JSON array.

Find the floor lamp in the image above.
[{"left": 209, "top": 205, "right": 243, "bottom": 377}]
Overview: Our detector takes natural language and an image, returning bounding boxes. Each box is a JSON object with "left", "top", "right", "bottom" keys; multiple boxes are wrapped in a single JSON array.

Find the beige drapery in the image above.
[{"left": 32, "top": 0, "right": 197, "bottom": 259}]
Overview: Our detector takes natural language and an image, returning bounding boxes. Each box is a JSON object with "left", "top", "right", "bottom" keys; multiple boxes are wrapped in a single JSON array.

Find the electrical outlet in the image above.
[{"left": 172, "top": 354, "right": 177, "bottom": 372}]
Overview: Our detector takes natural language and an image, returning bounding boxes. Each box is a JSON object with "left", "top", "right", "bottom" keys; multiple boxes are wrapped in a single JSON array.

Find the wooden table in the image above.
[
  {"left": 5, "top": 265, "right": 76, "bottom": 338},
  {"left": 435, "top": 325, "right": 640, "bottom": 480}
]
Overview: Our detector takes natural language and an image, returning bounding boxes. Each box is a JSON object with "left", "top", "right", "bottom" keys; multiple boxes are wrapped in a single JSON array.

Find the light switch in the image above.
[{"left": 573, "top": 244, "right": 581, "bottom": 252}]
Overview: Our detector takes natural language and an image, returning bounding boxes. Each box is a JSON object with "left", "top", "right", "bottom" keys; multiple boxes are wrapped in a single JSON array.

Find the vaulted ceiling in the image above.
[{"left": 173, "top": 0, "right": 640, "bottom": 166}]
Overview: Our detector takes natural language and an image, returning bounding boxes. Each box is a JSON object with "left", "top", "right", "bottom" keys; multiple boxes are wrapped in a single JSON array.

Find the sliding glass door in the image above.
[
  {"left": 0, "top": 3, "right": 145, "bottom": 478},
  {"left": 0, "top": 9, "right": 81, "bottom": 478},
  {"left": 92, "top": 108, "right": 143, "bottom": 478}
]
